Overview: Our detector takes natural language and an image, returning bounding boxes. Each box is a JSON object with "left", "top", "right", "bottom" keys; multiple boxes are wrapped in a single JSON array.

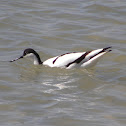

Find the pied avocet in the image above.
[{"left": 10, "top": 47, "right": 112, "bottom": 69}]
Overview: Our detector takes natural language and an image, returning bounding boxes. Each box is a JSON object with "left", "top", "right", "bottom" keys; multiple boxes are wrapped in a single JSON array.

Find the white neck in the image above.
[
  {"left": 25, "top": 53, "right": 40, "bottom": 65},
  {"left": 34, "top": 56, "right": 40, "bottom": 65}
]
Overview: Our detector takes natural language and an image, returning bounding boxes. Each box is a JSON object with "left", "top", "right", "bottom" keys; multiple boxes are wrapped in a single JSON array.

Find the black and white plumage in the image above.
[{"left": 10, "top": 47, "right": 112, "bottom": 69}]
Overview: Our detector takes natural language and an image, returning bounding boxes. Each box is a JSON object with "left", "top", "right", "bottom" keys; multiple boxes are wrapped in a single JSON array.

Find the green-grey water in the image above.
[{"left": 0, "top": 0, "right": 126, "bottom": 126}]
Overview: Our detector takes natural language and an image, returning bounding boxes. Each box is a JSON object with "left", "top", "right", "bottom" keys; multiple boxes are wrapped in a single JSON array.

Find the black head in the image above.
[
  {"left": 23, "top": 48, "right": 38, "bottom": 57},
  {"left": 10, "top": 48, "right": 42, "bottom": 64}
]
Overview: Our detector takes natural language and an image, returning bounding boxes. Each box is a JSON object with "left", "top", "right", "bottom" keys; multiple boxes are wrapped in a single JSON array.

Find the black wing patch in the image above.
[
  {"left": 66, "top": 47, "right": 112, "bottom": 68},
  {"left": 66, "top": 51, "right": 91, "bottom": 68},
  {"left": 89, "top": 46, "right": 112, "bottom": 60}
]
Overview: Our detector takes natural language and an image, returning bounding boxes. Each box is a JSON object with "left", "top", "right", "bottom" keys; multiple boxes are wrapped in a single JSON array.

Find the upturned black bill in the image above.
[{"left": 10, "top": 56, "right": 23, "bottom": 62}]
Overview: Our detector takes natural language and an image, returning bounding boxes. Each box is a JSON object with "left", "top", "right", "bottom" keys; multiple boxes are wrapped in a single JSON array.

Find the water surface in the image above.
[{"left": 0, "top": 0, "right": 126, "bottom": 126}]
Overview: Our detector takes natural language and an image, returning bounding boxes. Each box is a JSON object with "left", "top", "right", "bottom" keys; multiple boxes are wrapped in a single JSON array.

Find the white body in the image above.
[{"left": 43, "top": 48, "right": 108, "bottom": 69}]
